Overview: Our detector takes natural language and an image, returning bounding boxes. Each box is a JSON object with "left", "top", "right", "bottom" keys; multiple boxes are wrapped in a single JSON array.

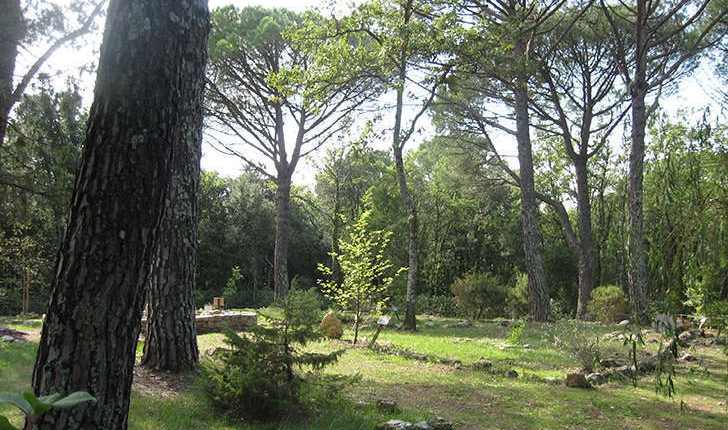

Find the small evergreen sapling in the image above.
[{"left": 199, "top": 286, "right": 344, "bottom": 421}]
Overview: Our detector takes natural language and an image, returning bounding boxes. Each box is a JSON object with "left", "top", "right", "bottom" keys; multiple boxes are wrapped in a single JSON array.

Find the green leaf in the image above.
[
  {"left": 0, "top": 393, "right": 32, "bottom": 415},
  {"left": 0, "top": 415, "right": 19, "bottom": 430},
  {"left": 22, "top": 392, "right": 53, "bottom": 417},
  {"left": 51, "top": 392, "right": 96, "bottom": 409}
]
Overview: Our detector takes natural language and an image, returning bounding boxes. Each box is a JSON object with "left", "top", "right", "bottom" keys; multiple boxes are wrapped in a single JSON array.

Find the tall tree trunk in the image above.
[
  {"left": 513, "top": 49, "right": 550, "bottom": 321},
  {"left": 393, "top": 144, "right": 418, "bottom": 330},
  {"left": 29, "top": 1, "right": 210, "bottom": 428},
  {"left": 627, "top": 0, "right": 649, "bottom": 322},
  {"left": 574, "top": 156, "right": 596, "bottom": 319},
  {"left": 274, "top": 174, "right": 292, "bottom": 300},
  {"left": 141, "top": 34, "right": 208, "bottom": 371},
  {"left": 0, "top": 0, "right": 24, "bottom": 147}
]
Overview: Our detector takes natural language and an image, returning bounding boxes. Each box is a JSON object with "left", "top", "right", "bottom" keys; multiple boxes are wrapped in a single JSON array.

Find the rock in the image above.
[
  {"left": 376, "top": 420, "right": 413, "bottom": 430},
  {"left": 679, "top": 353, "right": 697, "bottom": 362},
  {"left": 565, "top": 373, "right": 592, "bottom": 388},
  {"left": 618, "top": 319, "right": 630, "bottom": 327},
  {"left": 472, "top": 360, "right": 492, "bottom": 370},
  {"left": 679, "top": 331, "right": 693, "bottom": 342},
  {"left": 615, "top": 365, "right": 634, "bottom": 378},
  {"left": 586, "top": 373, "right": 605, "bottom": 385},
  {"left": 1, "top": 335, "right": 15, "bottom": 343},
  {"left": 413, "top": 422, "right": 432, "bottom": 430},
  {"left": 428, "top": 417, "right": 454, "bottom": 430},
  {"left": 542, "top": 377, "right": 559, "bottom": 384},
  {"left": 653, "top": 314, "right": 676, "bottom": 335},
  {"left": 444, "top": 320, "right": 472, "bottom": 328},
  {"left": 638, "top": 355, "right": 659, "bottom": 372},
  {"left": 377, "top": 399, "right": 398, "bottom": 413},
  {"left": 599, "top": 359, "right": 619, "bottom": 368},
  {"left": 437, "top": 358, "right": 462, "bottom": 367},
  {"left": 320, "top": 311, "right": 343, "bottom": 339},
  {"left": 425, "top": 321, "right": 435, "bottom": 327},
  {"left": 505, "top": 369, "right": 519, "bottom": 378},
  {"left": 409, "top": 353, "right": 428, "bottom": 361}
]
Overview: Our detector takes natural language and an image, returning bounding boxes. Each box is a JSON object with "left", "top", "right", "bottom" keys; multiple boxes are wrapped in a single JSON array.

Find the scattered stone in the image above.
[
  {"left": 425, "top": 321, "right": 435, "bottom": 327},
  {"left": 615, "top": 365, "right": 634, "bottom": 378},
  {"left": 410, "top": 353, "right": 428, "bottom": 361},
  {"left": 618, "top": 319, "right": 630, "bottom": 327},
  {"left": 2, "top": 335, "right": 15, "bottom": 343},
  {"left": 320, "top": 311, "right": 344, "bottom": 339},
  {"left": 437, "top": 358, "right": 462, "bottom": 367},
  {"left": 504, "top": 369, "right": 519, "bottom": 378},
  {"left": 427, "top": 417, "right": 454, "bottom": 430},
  {"left": 638, "top": 355, "right": 659, "bottom": 372},
  {"left": 679, "top": 353, "right": 697, "bottom": 362},
  {"left": 599, "top": 359, "right": 619, "bottom": 368},
  {"left": 377, "top": 399, "right": 399, "bottom": 413},
  {"left": 679, "top": 331, "right": 693, "bottom": 342},
  {"left": 653, "top": 314, "right": 676, "bottom": 335},
  {"left": 542, "top": 376, "right": 559, "bottom": 384},
  {"left": 711, "top": 337, "right": 726, "bottom": 346},
  {"left": 444, "top": 320, "right": 472, "bottom": 329},
  {"left": 586, "top": 373, "right": 605, "bottom": 385},
  {"left": 566, "top": 373, "right": 592, "bottom": 388},
  {"left": 495, "top": 320, "right": 509, "bottom": 327},
  {"left": 472, "top": 359, "right": 492, "bottom": 370},
  {"left": 376, "top": 419, "right": 412, "bottom": 430}
]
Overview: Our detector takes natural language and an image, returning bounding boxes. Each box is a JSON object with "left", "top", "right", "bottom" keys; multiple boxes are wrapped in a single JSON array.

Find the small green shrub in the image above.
[
  {"left": 548, "top": 321, "right": 601, "bottom": 373},
  {"left": 506, "top": 272, "right": 530, "bottom": 318},
  {"left": 588, "top": 285, "right": 628, "bottom": 323},
  {"left": 416, "top": 294, "right": 464, "bottom": 318},
  {"left": 198, "top": 286, "right": 344, "bottom": 421},
  {"left": 450, "top": 271, "right": 506, "bottom": 320},
  {"left": 507, "top": 320, "right": 526, "bottom": 345}
]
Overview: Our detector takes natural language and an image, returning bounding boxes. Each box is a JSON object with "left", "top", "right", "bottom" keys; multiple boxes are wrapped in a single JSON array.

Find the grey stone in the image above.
[
  {"left": 1, "top": 335, "right": 14, "bottom": 343},
  {"left": 615, "top": 365, "right": 634, "bottom": 378},
  {"left": 425, "top": 321, "right": 435, "bottom": 327},
  {"left": 428, "top": 417, "right": 454, "bottom": 430},
  {"left": 472, "top": 360, "right": 492, "bottom": 370},
  {"left": 679, "top": 353, "right": 697, "bottom": 362},
  {"left": 505, "top": 369, "right": 519, "bottom": 378},
  {"left": 586, "top": 373, "right": 605, "bottom": 385},
  {"left": 376, "top": 420, "right": 413, "bottom": 430},
  {"left": 638, "top": 355, "right": 659, "bottom": 372},
  {"left": 377, "top": 399, "right": 398, "bottom": 413},
  {"left": 413, "top": 421, "right": 432, "bottom": 430},
  {"left": 653, "top": 314, "right": 676, "bottom": 335}
]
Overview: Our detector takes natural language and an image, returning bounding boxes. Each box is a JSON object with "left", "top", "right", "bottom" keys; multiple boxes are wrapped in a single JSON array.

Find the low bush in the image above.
[
  {"left": 416, "top": 294, "right": 465, "bottom": 318},
  {"left": 450, "top": 271, "right": 507, "bottom": 320},
  {"left": 588, "top": 285, "right": 628, "bottom": 323}
]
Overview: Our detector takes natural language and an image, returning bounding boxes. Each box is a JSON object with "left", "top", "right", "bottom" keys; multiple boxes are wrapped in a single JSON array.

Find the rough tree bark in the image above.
[
  {"left": 514, "top": 41, "right": 551, "bottom": 322},
  {"left": 29, "top": 0, "right": 210, "bottom": 428},
  {"left": 274, "top": 173, "right": 292, "bottom": 300},
  {"left": 626, "top": 0, "right": 649, "bottom": 322},
  {"left": 141, "top": 21, "right": 209, "bottom": 370}
]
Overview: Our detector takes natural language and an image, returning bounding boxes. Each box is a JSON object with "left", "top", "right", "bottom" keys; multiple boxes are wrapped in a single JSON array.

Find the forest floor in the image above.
[{"left": 1, "top": 315, "right": 727, "bottom": 429}]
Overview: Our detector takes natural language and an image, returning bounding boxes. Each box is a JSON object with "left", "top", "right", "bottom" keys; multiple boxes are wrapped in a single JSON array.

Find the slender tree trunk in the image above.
[
  {"left": 274, "top": 174, "right": 292, "bottom": 300},
  {"left": 29, "top": 1, "right": 209, "bottom": 428},
  {"left": 513, "top": 49, "right": 550, "bottom": 321},
  {"left": 393, "top": 144, "right": 418, "bottom": 330},
  {"left": 627, "top": 0, "right": 649, "bottom": 322},
  {"left": 141, "top": 34, "right": 208, "bottom": 371},
  {"left": 574, "top": 156, "right": 596, "bottom": 319},
  {"left": 0, "top": 0, "right": 23, "bottom": 147}
]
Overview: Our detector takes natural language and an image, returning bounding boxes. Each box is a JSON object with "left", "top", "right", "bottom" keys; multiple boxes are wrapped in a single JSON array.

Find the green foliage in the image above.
[
  {"left": 319, "top": 209, "right": 404, "bottom": 344},
  {"left": 588, "top": 285, "right": 629, "bottom": 323},
  {"left": 450, "top": 271, "right": 507, "bottom": 320},
  {"left": 507, "top": 320, "right": 526, "bottom": 346},
  {"left": 415, "top": 294, "right": 464, "bottom": 318},
  {"left": 0, "top": 391, "right": 95, "bottom": 429},
  {"left": 548, "top": 321, "right": 601, "bottom": 373},
  {"left": 198, "top": 286, "right": 344, "bottom": 421},
  {"left": 506, "top": 272, "right": 531, "bottom": 318}
]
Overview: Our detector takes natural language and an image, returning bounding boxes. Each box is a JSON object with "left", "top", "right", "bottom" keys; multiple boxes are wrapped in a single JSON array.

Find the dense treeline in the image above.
[{"left": 1, "top": 0, "right": 727, "bottom": 325}]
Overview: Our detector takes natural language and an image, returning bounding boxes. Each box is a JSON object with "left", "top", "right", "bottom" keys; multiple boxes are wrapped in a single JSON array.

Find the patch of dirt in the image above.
[
  {"left": 0, "top": 324, "right": 40, "bottom": 342},
  {"left": 132, "top": 366, "right": 195, "bottom": 398}
]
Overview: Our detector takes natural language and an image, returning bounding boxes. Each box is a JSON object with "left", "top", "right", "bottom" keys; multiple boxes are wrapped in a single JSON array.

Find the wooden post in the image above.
[{"left": 368, "top": 316, "right": 390, "bottom": 349}]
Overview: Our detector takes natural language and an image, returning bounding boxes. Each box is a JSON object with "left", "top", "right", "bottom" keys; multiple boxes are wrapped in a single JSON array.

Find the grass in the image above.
[{"left": 2, "top": 315, "right": 727, "bottom": 429}]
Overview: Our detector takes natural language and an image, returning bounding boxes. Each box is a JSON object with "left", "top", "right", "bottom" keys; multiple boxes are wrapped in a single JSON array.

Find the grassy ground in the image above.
[{"left": 2, "top": 315, "right": 727, "bottom": 429}]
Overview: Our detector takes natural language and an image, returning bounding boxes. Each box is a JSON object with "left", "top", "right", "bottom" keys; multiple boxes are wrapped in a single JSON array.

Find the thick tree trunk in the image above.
[
  {"left": 29, "top": 1, "right": 210, "bottom": 429},
  {"left": 141, "top": 32, "right": 208, "bottom": 371},
  {"left": 0, "top": 0, "right": 24, "bottom": 147},
  {"left": 627, "top": 0, "right": 649, "bottom": 323},
  {"left": 574, "top": 156, "right": 596, "bottom": 319},
  {"left": 274, "top": 174, "right": 292, "bottom": 300},
  {"left": 513, "top": 58, "right": 550, "bottom": 321}
]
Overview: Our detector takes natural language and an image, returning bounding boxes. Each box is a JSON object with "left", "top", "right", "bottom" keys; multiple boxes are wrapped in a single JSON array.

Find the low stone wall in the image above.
[
  {"left": 141, "top": 311, "right": 257, "bottom": 336},
  {"left": 195, "top": 311, "right": 257, "bottom": 334}
]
